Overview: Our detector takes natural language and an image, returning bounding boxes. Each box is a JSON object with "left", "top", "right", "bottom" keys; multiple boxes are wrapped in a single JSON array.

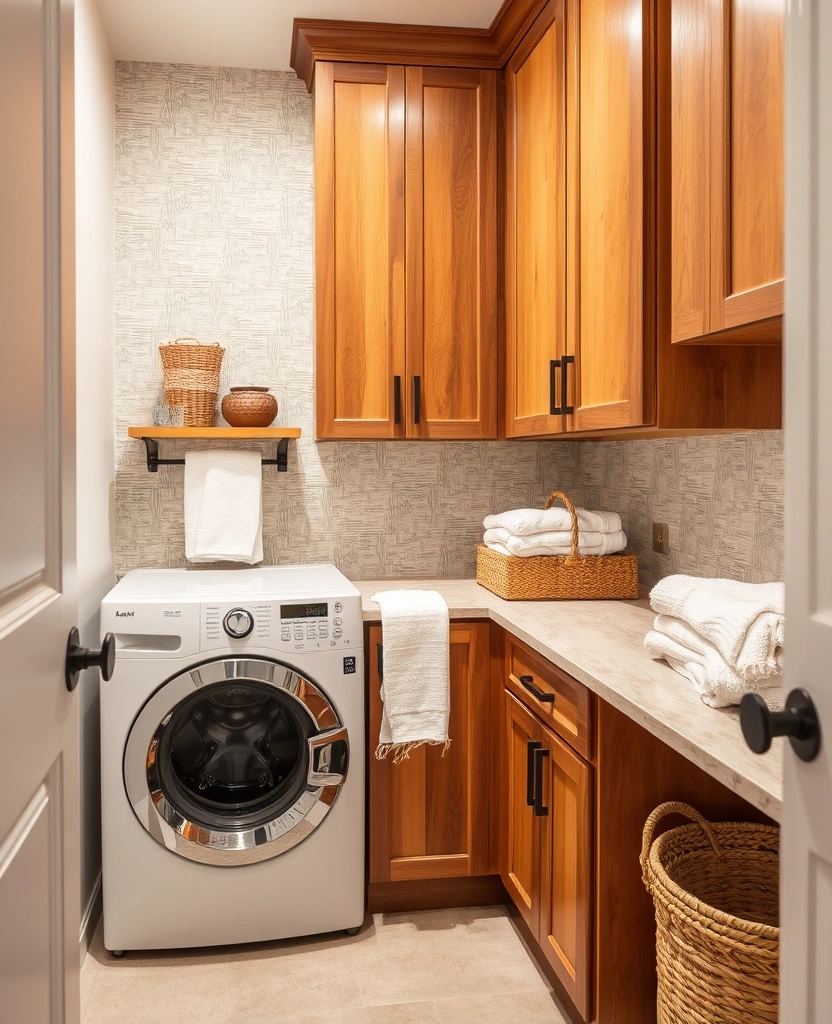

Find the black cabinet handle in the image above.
[
  {"left": 376, "top": 643, "right": 384, "bottom": 681},
  {"left": 549, "top": 359, "right": 562, "bottom": 416},
  {"left": 741, "top": 688, "right": 821, "bottom": 763},
  {"left": 526, "top": 739, "right": 541, "bottom": 807},
  {"left": 518, "top": 674, "right": 555, "bottom": 705},
  {"left": 393, "top": 377, "right": 402, "bottom": 425},
  {"left": 413, "top": 375, "right": 421, "bottom": 424},
  {"left": 65, "top": 628, "right": 116, "bottom": 693},
  {"left": 533, "top": 746, "right": 549, "bottom": 816},
  {"left": 561, "top": 354, "right": 574, "bottom": 415}
]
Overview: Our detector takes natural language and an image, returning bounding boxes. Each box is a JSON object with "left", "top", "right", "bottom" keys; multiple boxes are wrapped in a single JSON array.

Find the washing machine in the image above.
[{"left": 99, "top": 564, "right": 365, "bottom": 953}]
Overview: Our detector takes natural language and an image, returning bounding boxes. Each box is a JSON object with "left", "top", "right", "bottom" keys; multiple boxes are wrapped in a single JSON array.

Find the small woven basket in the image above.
[
  {"left": 159, "top": 337, "right": 225, "bottom": 427},
  {"left": 476, "top": 490, "right": 639, "bottom": 600},
  {"left": 641, "top": 802, "right": 779, "bottom": 1024}
]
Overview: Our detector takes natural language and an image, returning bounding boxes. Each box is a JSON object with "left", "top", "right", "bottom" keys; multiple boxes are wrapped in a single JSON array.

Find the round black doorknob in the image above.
[
  {"left": 740, "top": 687, "right": 822, "bottom": 763},
  {"left": 65, "top": 628, "right": 116, "bottom": 692}
]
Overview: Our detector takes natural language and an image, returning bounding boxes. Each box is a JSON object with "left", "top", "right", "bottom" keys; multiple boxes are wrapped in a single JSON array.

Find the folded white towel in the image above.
[
  {"left": 649, "top": 575, "right": 784, "bottom": 680},
  {"left": 645, "top": 615, "right": 784, "bottom": 709},
  {"left": 484, "top": 527, "right": 627, "bottom": 556},
  {"left": 371, "top": 590, "right": 450, "bottom": 762},
  {"left": 484, "top": 506, "right": 622, "bottom": 537},
  {"left": 184, "top": 450, "right": 263, "bottom": 564}
]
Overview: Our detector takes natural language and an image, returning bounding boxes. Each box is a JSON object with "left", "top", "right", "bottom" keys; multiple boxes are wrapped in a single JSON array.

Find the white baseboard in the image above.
[{"left": 80, "top": 873, "right": 102, "bottom": 957}]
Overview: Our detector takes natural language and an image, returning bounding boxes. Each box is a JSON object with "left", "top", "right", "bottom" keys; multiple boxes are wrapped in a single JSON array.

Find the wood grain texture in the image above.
[
  {"left": 502, "top": 691, "right": 540, "bottom": 934},
  {"left": 127, "top": 427, "right": 302, "bottom": 439},
  {"left": 505, "top": 0, "right": 569, "bottom": 438},
  {"left": 315, "top": 62, "right": 406, "bottom": 440},
  {"left": 368, "top": 622, "right": 492, "bottom": 884},
  {"left": 367, "top": 875, "right": 507, "bottom": 914},
  {"left": 406, "top": 68, "right": 498, "bottom": 439},
  {"left": 539, "top": 722, "right": 593, "bottom": 1021}
]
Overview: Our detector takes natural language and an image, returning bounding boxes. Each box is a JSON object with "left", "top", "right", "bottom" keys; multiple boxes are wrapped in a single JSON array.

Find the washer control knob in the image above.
[{"left": 223, "top": 607, "right": 254, "bottom": 639}]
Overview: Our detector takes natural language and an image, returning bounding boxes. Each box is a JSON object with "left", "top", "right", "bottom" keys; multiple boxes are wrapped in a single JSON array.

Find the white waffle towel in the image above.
[
  {"left": 184, "top": 450, "right": 263, "bottom": 564},
  {"left": 649, "top": 575, "right": 784, "bottom": 680},
  {"left": 371, "top": 590, "right": 450, "bottom": 762},
  {"left": 484, "top": 507, "right": 622, "bottom": 537}
]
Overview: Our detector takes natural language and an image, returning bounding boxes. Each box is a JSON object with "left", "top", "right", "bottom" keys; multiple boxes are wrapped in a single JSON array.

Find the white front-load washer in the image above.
[{"left": 99, "top": 564, "right": 365, "bottom": 952}]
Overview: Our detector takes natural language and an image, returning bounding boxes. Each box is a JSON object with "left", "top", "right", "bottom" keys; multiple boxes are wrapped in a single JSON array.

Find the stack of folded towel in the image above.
[
  {"left": 483, "top": 506, "right": 627, "bottom": 557},
  {"left": 644, "top": 574, "right": 784, "bottom": 709}
]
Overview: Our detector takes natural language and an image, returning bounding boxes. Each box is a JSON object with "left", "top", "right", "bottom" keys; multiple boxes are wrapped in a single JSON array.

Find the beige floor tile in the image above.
[
  {"left": 82, "top": 962, "right": 228, "bottom": 1024},
  {"left": 271, "top": 1003, "right": 440, "bottom": 1024},
  {"left": 433, "top": 991, "right": 569, "bottom": 1024}
]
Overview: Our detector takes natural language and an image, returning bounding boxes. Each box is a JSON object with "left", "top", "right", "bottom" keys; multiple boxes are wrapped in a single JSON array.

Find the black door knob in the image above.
[
  {"left": 65, "top": 628, "right": 116, "bottom": 693},
  {"left": 740, "top": 687, "right": 821, "bottom": 763}
]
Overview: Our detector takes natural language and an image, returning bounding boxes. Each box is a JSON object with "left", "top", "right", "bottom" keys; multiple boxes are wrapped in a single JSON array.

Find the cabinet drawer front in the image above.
[{"left": 506, "top": 637, "right": 592, "bottom": 759}]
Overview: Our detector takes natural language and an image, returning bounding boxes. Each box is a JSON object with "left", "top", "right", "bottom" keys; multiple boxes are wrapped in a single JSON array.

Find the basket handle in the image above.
[
  {"left": 162, "top": 337, "right": 221, "bottom": 346},
  {"left": 544, "top": 490, "right": 580, "bottom": 563},
  {"left": 640, "top": 801, "right": 721, "bottom": 885}
]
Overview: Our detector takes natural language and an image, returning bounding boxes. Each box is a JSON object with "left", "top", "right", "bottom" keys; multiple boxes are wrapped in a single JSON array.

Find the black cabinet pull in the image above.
[
  {"left": 561, "top": 354, "right": 575, "bottom": 415},
  {"left": 376, "top": 643, "right": 384, "bottom": 681},
  {"left": 519, "top": 674, "right": 555, "bottom": 705},
  {"left": 533, "top": 746, "right": 549, "bottom": 816},
  {"left": 413, "top": 375, "right": 421, "bottom": 424},
  {"left": 741, "top": 687, "right": 821, "bottom": 763},
  {"left": 526, "top": 739, "right": 541, "bottom": 807},
  {"left": 393, "top": 377, "right": 402, "bottom": 424},
  {"left": 549, "top": 359, "right": 562, "bottom": 416}
]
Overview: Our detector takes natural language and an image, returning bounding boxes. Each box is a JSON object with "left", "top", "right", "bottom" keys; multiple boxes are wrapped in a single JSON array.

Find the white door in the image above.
[
  {"left": 0, "top": 0, "right": 80, "bottom": 1022},
  {"left": 782, "top": 0, "right": 832, "bottom": 1019}
]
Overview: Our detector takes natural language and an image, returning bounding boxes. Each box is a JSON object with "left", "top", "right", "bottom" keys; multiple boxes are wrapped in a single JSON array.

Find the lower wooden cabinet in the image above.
[
  {"left": 502, "top": 689, "right": 593, "bottom": 1020},
  {"left": 368, "top": 622, "right": 492, "bottom": 883}
]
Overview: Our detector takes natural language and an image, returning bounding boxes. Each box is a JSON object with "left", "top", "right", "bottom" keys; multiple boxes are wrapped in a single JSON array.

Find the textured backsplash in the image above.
[{"left": 114, "top": 62, "right": 784, "bottom": 587}]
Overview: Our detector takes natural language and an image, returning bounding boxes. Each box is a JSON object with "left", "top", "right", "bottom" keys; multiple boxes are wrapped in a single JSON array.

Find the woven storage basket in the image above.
[
  {"left": 159, "top": 337, "right": 225, "bottom": 427},
  {"left": 641, "top": 802, "right": 780, "bottom": 1024},
  {"left": 476, "top": 490, "right": 639, "bottom": 600}
]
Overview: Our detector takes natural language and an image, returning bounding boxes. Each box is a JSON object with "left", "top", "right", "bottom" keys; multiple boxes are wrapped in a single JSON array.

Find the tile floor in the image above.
[{"left": 81, "top": 906, "right": 570, "bottom": 1024}]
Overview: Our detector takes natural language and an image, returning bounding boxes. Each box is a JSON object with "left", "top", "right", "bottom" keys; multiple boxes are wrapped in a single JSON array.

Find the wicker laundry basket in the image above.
[
  {"left": 159, "top": 337, "right": 225, "bottom": 427},
  {"left": 476, "top": 490, "right": 639, "bottom": 600},
  {"left": 641, "top": 802, "right": 780, "bottom": 1024}
]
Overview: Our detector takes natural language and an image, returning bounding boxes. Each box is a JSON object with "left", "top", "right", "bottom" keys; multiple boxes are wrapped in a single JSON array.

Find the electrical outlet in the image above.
[{"left": 652, "top": 522, "right": 670, "bottom": 554}]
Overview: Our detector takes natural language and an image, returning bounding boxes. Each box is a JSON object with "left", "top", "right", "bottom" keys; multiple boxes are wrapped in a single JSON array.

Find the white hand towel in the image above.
[
  {"left": 484, "top": 507, "right": 622, "bottom": 537},
  {"left": 645, "top": 615, "right": 783, "bottom": 709},
  {"left": 184, "top": 450, "right": 264, "bottom": 564},
  {"left": 371, "top": 590, "right": 450, "bottom": 762},
  {"left": 484, "top": 528, "right": 627, "bottom": 556},
  {"left": 649, "top": 575, "right": 784, "bottom": 680}
]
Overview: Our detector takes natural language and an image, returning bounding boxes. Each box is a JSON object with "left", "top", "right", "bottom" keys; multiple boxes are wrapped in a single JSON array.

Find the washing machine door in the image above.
[{"left": 124, "top": 657, "right": 349, "bottom": 865}]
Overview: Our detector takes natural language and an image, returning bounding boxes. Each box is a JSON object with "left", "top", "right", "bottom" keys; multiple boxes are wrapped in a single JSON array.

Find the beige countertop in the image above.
[{"left": 355, "top": 579, "right": 783, "bottom": 821}]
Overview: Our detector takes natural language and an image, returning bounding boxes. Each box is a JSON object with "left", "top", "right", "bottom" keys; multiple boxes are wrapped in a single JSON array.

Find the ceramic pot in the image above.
[{"left": 221, "top": 386, "right": 278, "bottom": 427}]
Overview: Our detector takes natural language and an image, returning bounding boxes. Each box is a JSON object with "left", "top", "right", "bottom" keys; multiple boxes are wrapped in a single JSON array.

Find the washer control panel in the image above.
[
  {"left": 201, "top": 597, "right": 359, "bottom": 651},
  {"left": 223, "top": 607, "right": 254, "bottom": 639}
]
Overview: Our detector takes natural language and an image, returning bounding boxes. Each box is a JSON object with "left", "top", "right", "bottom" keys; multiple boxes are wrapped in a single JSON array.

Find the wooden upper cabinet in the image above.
[
  {"left": 406, "top": 68, "right": 498, "bottom": 439},
  {"left": 315, "top": 63, "right": 405, "bottom": 439},
  {"left": 505, "top": 0, "right": 568, "bottom": 438},
  {"left": 572, "top": 0, "right": 653, "bottom": 431},
  {"left": 668, "top": 0, "right": 785, "bottom": 344}
]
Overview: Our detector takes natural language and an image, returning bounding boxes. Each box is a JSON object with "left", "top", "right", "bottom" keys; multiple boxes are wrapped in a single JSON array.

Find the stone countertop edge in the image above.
[{"left": 355, "top": 578, "right": 783, "bottom": 822}]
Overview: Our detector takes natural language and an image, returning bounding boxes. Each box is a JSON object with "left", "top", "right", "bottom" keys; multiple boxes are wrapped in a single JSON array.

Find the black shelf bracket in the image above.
[{"left": 139, "top": 436, "right": 291, "bottom": 474}]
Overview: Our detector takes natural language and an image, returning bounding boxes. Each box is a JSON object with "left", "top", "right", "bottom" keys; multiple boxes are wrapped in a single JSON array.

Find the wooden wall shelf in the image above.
[{"left": 127, "top": 426, "right": 303, "bottom": 473}]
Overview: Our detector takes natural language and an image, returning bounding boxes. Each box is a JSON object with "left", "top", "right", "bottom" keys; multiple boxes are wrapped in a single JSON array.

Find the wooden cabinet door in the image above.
[
  {"left": 368, "top": 622, "right": 492, "bottom": 883},
  {"left": 505, "top": 0, "right": 569, "bottom": 438},
  {"left": 404, "top": 67, "right": 498, "bottom": 439},
  {"left": 314, "top": 62, "right": 406, "bottom": 439},
  {"left": 572, "top": 0, "right": 652, "bottom": 431},
  {"left": 502, "top": 691, "right": 541, "bottom": 936},
  {"left": 667, "top": 0, "right": 784, "bottom": 343},
  {"left": 538, "top": 722, "right": 593, "bottom": 1021}
]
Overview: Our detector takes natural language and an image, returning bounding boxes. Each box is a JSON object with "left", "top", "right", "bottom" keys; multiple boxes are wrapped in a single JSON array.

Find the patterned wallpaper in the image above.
[
  {"left": 114, "top": 61, "right": 784, "bottom": 588},
  {"left": 113, "top": 62, "right": 561, "bottom": 579}
]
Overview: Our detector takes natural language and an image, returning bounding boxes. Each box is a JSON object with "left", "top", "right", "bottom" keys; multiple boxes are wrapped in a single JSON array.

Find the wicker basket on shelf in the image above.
[
  {"left": 641, "top": 802, "right": 780, "bottom": 1024},
  {"left": 476, "top": 490, "right": 639, "bottom": 600},
  {"left": 159, "top": 337, "right": 225, "bottom": 427}
]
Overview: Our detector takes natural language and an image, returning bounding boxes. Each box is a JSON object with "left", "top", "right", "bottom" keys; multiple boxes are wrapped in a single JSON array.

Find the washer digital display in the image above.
[{"left": 280, "top": 602, "right": 328, "bottom": 619}]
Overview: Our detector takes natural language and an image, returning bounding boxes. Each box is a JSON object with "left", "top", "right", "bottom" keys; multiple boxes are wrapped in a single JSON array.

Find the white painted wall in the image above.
[{"left": 75, "top": 0, "right": 115, "bottom": 949}]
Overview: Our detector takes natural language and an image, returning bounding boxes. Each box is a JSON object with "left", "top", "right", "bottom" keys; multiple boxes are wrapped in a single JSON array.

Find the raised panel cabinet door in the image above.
[
  {"left": 572, "top": 0, "right": 652, "bottom": 431},
  {"left": 506, "top": 0, "right": 570, "bottom": 438},
  {"left": 538, "top": 723, "right": 593, "bottom": 1021},
  {"left": 405, "top": 67, "right": 498, "bottom": 439},
  {"left": 368, "top": 623, "right": 491, "bottom": 883},
  {"left": 315, "top": 62, "right": 406, "bottom": 439},
  {"left": 502, "top": 691, "right": 541, "bottom": 937}
]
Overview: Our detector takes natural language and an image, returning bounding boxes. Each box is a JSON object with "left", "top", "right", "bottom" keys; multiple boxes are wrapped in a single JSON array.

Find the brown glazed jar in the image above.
[{"left": 221, "top": 386, "right": 278, "bottom": 427}]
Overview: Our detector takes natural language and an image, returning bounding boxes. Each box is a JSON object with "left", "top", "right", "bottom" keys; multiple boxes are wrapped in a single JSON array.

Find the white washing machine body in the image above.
[{"left": 99, "top": 565, "right": 365, "bottom": 952}]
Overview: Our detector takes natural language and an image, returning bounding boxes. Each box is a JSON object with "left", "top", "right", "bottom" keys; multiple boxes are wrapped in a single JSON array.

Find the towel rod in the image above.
[{"left": 137, "top": 436, "right": 291, "bottom": 474}]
